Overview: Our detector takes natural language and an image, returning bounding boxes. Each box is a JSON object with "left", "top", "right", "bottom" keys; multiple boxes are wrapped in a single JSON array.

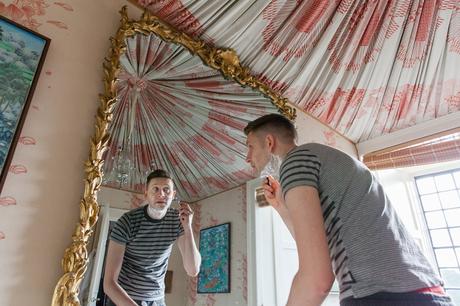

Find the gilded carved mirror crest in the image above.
[{"left": 52, "top": 6, "right": 295, "bottom": 305}]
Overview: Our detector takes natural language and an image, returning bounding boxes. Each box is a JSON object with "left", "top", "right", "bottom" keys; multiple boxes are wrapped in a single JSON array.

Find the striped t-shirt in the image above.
[
  {"left": 110, "top": 205, "right": 184, "bottom": 301},
  {"left": 279, "top": 143, "right": 442, "bottom": 300}
]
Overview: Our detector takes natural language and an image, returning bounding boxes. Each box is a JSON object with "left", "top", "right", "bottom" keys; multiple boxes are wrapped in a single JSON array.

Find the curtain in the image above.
[
  {"left": 102, "top": 33, "right": 279, "bottom": 201},
  {"left": 139, "top": 0, "right": 460, "bottom": 142},
  {"left": 363, "top": 131, "right": 460, "bottom": 170}
]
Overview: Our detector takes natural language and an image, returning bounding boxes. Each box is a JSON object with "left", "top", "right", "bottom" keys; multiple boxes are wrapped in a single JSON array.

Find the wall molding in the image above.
[{"left": 357, "top": 112, "right": 460, "bottom": 157}]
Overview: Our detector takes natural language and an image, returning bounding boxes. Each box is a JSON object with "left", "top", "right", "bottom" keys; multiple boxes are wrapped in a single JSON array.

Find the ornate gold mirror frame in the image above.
[{"left": 51, "top": 6, "right": 295, "bottom": 305}]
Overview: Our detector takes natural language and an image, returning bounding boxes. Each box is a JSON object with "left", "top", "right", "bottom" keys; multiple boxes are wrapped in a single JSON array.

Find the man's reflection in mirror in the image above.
[{"left": 103, "top": 169, "right": 201, "bottom": 306}]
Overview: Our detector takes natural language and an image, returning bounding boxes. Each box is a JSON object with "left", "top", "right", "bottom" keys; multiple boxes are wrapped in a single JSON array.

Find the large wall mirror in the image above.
[{"left": 51, "top": 6, "right": 295, "bottom": 305}]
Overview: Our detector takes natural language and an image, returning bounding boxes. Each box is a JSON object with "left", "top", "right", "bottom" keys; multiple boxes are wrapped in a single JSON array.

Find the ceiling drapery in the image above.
[
  {"left": 102, "top": 33, "right": 279, "bottom": 201},
  {"left": 140, "top": 0, "right": 460, "bottom": 142}
]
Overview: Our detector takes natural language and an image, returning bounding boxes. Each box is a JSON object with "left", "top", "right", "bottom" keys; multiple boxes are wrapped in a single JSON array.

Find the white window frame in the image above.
[
  {"left": 412, "top": 166, "right": 460, "bottom": 298},
  {"left": 374, "top": 160, "right": 460, "bottom": 304}
]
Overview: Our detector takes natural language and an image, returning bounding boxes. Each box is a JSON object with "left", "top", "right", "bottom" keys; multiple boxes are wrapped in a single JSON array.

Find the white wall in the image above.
[{"left": 294, "top": 106, "right": 357, "bottom": 157}]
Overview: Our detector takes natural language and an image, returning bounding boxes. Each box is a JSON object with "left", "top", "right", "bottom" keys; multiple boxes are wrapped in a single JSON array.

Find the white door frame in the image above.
[
  {"left": 247, "top": 178, "right": 277, "bottom": 306},
  {"left": 85, "top": 206, "right": 128, "bottom": 306}
]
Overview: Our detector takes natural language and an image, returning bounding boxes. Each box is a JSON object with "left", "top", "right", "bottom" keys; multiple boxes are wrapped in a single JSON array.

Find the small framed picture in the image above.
[{"left": 197, "top": 222, "right": 231, "bottom": 293}]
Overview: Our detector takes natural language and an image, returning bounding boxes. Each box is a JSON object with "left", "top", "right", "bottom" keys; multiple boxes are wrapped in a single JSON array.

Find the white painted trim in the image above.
[
  {"left": 85, "top": 206, "right": 128, "bottom": 306},
  {"left": 85, "top": 205, "right": 109, "bottom": 306},
  {"left": 356, "top": 112, "right": 460, "bottom": 158},
  {"left": 247, "top": 178, "right": 277, "bottom": 306},
  {"left": 246, "top": 179, "right": 258, "bottom": 306}
]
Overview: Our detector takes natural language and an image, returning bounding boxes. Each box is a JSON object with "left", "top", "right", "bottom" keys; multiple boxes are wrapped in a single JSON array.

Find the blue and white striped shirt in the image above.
[
  {"left": 110, "top": 205, "right": 184, "bottom": 301},
  {"left": 279, "top": 143, "right": 442, "bottom": 300}
]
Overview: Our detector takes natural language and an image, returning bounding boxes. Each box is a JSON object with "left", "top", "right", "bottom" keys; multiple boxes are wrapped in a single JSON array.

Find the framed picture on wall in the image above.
[
  {"left": 197, "top": 222, "right": 231, "bottom": 294},
  {"left": 0, "top": 15, "right": 50, "bottom": 193}
]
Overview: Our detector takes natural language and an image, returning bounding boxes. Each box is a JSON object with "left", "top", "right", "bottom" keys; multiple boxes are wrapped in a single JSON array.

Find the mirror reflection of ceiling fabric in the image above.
[
  {"left": 51, "top": 7, "right": 296, "bottom": 305},
  {"left": 102, "top": 32, "right": 281, "bottom": 202}
]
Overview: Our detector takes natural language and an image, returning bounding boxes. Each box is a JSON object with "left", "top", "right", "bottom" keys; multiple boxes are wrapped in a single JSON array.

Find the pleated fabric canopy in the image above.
[
  {"left": 102, "top": 33, "right": 280, "bottom": 201},
  {"left": 138, "top": 0, "right": 460, "bottom": 143}
]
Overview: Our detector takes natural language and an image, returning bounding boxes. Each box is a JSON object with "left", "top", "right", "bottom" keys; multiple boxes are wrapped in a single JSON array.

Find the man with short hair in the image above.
[
  {"left": 104, "top": 169, "right": 201, "bottom": 306},
  {"left": 244, "top": 113, "right": 454, "bottom": 306}
]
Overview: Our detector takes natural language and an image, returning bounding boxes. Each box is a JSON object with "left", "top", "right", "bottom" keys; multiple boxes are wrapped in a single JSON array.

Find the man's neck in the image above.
[{"left": 278, "top": 143, "right": 297, "bottom": 160}]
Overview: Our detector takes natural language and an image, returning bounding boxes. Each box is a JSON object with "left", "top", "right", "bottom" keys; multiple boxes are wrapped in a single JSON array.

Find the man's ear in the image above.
[{"left": 265, "top": 133, "right": 276, "bottom": 152}]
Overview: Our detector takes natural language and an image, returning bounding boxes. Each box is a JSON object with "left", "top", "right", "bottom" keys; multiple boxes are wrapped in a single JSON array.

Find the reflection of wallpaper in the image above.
[
  {"left": 188, "top": 185, "right": 247, "bottom": 306},
  {"left": 98, "top": 187, "right": 144, "bottom": 211}
]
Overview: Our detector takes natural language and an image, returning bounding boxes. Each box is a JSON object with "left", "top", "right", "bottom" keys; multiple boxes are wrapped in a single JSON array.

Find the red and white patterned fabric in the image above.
[
  {"left": 102, "top": 33, "right": 279, "bottom": 201},
  {"left": 139, "top": 0, "right": 460, "bottom": 142}
]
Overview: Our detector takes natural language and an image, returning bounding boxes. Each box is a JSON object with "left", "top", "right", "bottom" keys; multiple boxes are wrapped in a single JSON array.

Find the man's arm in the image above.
[
  {"left": 263, "top": 176, "right": 295, "bottom": 238},
  {"left": 103, "top": 241, "right": 138, "bottom": 306},
  {"left": 284, "top": 185, "right": 335, "bottom": 306},
  {"left": 177, "top": 203, "right": 201, "bottom": 276},
  {"left": 177, "top": 230, "right": 201, "bottom": 276}
]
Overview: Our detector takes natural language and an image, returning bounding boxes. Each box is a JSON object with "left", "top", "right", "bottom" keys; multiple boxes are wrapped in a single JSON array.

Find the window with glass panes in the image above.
[{"left": 415, "top": 169, "right": 460, "bottom": 304}]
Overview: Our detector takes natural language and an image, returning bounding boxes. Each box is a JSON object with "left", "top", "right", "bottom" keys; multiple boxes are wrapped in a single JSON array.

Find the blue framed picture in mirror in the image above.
[{"left": 198, "top": 222, "right": 231, "bottom": 294}]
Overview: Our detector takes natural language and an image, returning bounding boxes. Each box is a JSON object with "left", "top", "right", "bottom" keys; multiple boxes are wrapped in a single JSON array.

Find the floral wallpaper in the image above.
[
  {"left": 0, "top": 0, "right": 72, "bottom": 241},
  {"left": 0, "top": 1, "right": 136, "bottom": 305},
  {"left": 0, "top": 0, "right": 72, "bottom": 30},
  {"left": 188, "top": 185, "right": 248, "bottom": 306}
]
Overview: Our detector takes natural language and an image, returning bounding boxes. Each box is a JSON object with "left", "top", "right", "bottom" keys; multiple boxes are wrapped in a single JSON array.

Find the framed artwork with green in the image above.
[
  {"left": 0, "top": 15, "right": 50, "bottom": 193},
  {"left": 197, "top": 222, "right": 231, "bottom": 294}
]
